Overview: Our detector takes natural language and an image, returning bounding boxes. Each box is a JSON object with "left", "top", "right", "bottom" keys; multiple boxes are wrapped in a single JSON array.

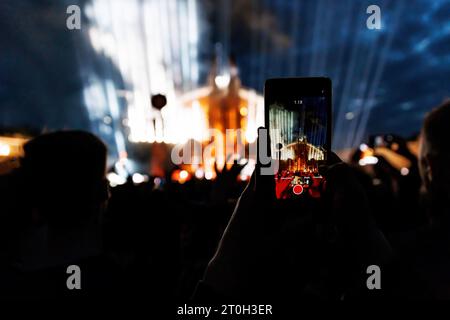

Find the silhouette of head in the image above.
[
  {"left": 419, "top": 100, "right": 450, "bottom": 208},
  {"left": 21, "top": 131, "right": 109, "bottom": 227}
]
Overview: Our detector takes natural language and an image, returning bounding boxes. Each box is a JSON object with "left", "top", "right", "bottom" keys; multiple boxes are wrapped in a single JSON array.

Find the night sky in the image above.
[{"left": 1, "top": 0, "right": 449, "bottom": 149}]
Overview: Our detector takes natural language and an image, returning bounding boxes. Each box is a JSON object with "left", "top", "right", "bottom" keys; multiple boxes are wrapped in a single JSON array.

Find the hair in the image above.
[
  {"left": 20, "top": 131, "right": 108, "bottom": 224},
  {"left": 422, "top": 99, "right": 450, "bottom": 157}
]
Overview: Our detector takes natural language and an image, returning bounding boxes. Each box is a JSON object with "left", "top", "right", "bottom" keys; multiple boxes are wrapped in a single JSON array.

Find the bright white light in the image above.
[
  {"left": 191, "top": 100, "right": 208, "bottom": 141},
  {"left": 88, "top": 27, "right": 101, "bottom": 53},
  {"left": 87, "top": 0, "right": 202, "bottom": 145},
  {"left": 359, "top": 156, "right": 379, "bottom": 166},
  {"left": 245, "top": 128, "right": 257, "bottom": 144},
  {"left": 240, "top": 174, "right": 249, "bottom": 181},
  {"left": 195, "top": 168, "right": 204, "bottom": 179},
  {"left": 154, "top": 117, "right": 164, "bottom": 143},
  {"left": 240, "top": 159, "right": 255, "bottom": 178},
  {"left": 345, "top": 112, "right": 355, "bottom": 120},
  {"left": 205, "top": 171, "right": 213, "bottom": 180},
  {"left": 359, "top": 143, "right": 369, "bottom": 152},
  {"left": 115, "top": 160, "right": 129, "bottom": 177},
  {"left": 400, "top": 167, "right": 410, "bottom": 176},
  {"left": 107, "top": 172, "right": 126, "bottom": 187},
  {"left": 243, "top": 90, "right": 262, "bottom": 144},
  {"left": 132, "top": 173, "right": 147, "bottom": 184},
  {"left": 103, "top": 116, "right": 112, "bottom": 124},
  {"left": 179, "top": 170, "right": 189, "bottom": 180},
  {"left": 215, "top": 74, "right": 230, "bottom": 89},
  {"left": 0, "top": 144, "right": 10, "bottom": 156}
]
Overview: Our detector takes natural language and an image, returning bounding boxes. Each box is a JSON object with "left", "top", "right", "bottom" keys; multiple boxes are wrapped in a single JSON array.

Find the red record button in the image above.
[{"left": 292, "top": 184, "right": 304, "bottom": 195}]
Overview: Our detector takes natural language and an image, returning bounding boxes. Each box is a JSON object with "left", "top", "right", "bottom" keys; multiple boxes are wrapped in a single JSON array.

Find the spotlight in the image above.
[
  {"left": 107, "top": 172, "right": 126, "bottom": 187},
  {"left": 215, "top": 74, "right": 230, "bottom": 89},
  {"left": 205, "top": 171, "right": 213, "bottom": 180},
  {"left": 359, "top": 156, "right": 379, "bottom": 166},
  {"left": 400, "top": 167, "right": 409, "bottom": 176},
  {"left": 195, "top": 168, "right": 204, "bottom": 179},
  {"left": 179, "top": 170, "right": 189, "bottom": 180},
  {"left": 132, "top": 173, "right": 148, "bottom": 184},
  {"left": 0, "top": 143, "right": 11, "bottom": 156}
]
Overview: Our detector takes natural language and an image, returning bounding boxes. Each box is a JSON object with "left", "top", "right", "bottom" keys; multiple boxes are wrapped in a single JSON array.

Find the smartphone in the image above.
[{"left": 264, "top": 77, "right": 332, "bottom": 200}]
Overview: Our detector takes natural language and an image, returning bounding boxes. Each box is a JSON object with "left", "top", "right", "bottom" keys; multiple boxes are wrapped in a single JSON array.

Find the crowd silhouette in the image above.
[{"left": 1, "top": 100, "right": 450, "bottom": 301}]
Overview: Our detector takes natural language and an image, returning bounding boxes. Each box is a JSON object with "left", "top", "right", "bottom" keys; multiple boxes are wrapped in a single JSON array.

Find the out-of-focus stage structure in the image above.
[
  {"left": 84, "top": 0, "right": 264, "bottom": 180},
  {"left": 171, "top": 59, "right": 263, "bottom": 179},
  {"left": 83, "top": 0, "right": 263, "bottom": 183}
]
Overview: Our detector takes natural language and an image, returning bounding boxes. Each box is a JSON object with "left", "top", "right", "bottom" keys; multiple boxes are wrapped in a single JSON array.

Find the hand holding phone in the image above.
[{"left": 264, "top": 77, "right": 332, "bottom": 200}]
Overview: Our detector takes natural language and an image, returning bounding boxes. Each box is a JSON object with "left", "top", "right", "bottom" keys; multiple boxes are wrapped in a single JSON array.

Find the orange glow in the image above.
[
  {"left": 239, "top": 107, "right": 248, "bottom": 117},
  {"left": 0, "top": 136, "right": 27, "bottom": 158},
  {"left": 175, "top": 88, "right": 263, "bottom": 177},
  {"left": 0, "top": 136, "right": 28, "bottom": 174},
  {"left": 171, "top": 169, "right": 191, "bottom": 184}
]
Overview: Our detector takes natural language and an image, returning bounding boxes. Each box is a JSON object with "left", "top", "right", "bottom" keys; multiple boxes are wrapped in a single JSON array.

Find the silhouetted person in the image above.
[
  {"left": 419, "top": 100, "right": 450, "bottom": 218},
  {"left": 195, "top": 132, "right": 391, "bottom": 301},
  {"left": 0, "top": 131, "right": 126, "bottom": 299},
  {"left": 383, "top": 100, "right": 450, "bottom": 299}
]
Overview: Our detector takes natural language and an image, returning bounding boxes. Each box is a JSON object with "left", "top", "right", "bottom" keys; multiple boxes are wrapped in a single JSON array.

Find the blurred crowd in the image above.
[{"left": 1, "top": 100, "right": 450, "bottom": 301}]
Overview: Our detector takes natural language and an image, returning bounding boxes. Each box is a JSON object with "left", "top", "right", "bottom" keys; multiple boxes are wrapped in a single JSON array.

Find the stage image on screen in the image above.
[{"left": 269, "top": 96, "right": 327, "bottom": 199}]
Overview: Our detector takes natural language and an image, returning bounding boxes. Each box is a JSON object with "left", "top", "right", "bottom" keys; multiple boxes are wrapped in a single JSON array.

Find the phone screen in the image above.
[{"left": 265, "top": 78, "right": 331, "bottom": 200}]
